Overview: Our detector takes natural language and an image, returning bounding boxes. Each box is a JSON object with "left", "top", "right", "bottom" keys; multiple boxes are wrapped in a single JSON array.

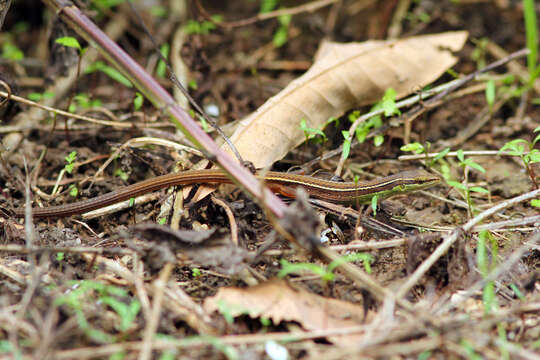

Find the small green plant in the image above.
[
  {"left": 496, "top": 323, "right": 510, "bottom": 360},
  {"left": 477, "top": 230, "right": 497, "bottom": 314},
  {"left": 371, "top": 195, "right": 378, "bottom": 216},
  {"left": 133, "top": 92, "right": 144, "bottom": 111},
  {"left": 156, "top": 43, "right": 169, "bottom": 78},
  {"left": 64, "top": 151, "right": 77, "bottom": 174},
  {"left": 114, "top": 168, "right": 129, "bottom": 181},
  {"left": 55, "top": 280, "right": 140, "bottom": 343},
  {"left": 92, "top": 0, "right": 125, "bottom": 9},
  {"left": 485, "top": 79, "right": 496, "bottom": 110},
  {"left": 445, "top": 150, "right": 489, "bottom": 216},
  {"left": 68, "top": 184, "right": 78, "bottom": 197},
  {"left": 523, "top": 0, "right": 540, "bottom": 85},
  {"left": 258, "top": 0, "right": 291, "bottom": 47},
  {"left": 185, "top": 15, "right": 222, "bottom": 35},
  {"left": 69, "top": 93, "right": 102, "bottom": 112},
  {"left": 150, "top": 5, "right": 167, "bottom": 17},
  {"left": 471, "top": 37, "right": 489, "bottom": 69},
  {"left": 278, "top": 253, "right": 374, "bottom": 283},
  {"left": 499, "top": 126, "right": 540, "bottom": 190},
  {"left": 341, "top": 130, "right": 351, "bottom": 161},
  {"left": 272, "top": 14, "right": 291, "bottom": 48},
  {"left": 28, "top": 91, "right": 56, "bottom": 102},
  {"left": 350, "top": 88, "right": 400, "bottom": 150},
  {"left": 191, "top": 268, "right": 202, "bottom": 277},
  {"left": 260, "top": 0, "right": 279, "bottom": 13},
  {"left": 188, "top": 80, "right": 198, "bottom": 90},
  {"left": 85, "top": 61, "right": 132, "bottom": 87},
  {"left": 55, "top": 36, "right": 84, "bottom": 53},
  {"left": 300, "top": 118, "right": 327, "bottom": 144},
  {"left": 1, "top": 39, "right": 24, "bottom": 61},
  {"left": 400, "top": 142, "right": 450, "bottom": 168}
]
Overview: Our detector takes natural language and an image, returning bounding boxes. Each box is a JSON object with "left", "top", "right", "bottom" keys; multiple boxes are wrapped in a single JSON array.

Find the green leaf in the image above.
[
  {"left": 341, "top": 131, "right": 351, "bottom": 160},
  {"left": 373, "top": 135, "right": 384, "bottom": 147},
  {"left": 55, "top": 36, "right": 81, "bottom": 50},
  {"left": 380, "top": 88, "right": 400, "bottom": 116},
  {"left": 278, "top": 259, "right": 332, "bottom": 281},
  {"left": 446, "top": 180, "right": 467, "bottom": 191},
  {"left": 114, "top": 168, "right": 129, "bottom": 181},
  {"left": 531, "top": 199, "right": 540, "bottom": 208},
  {"left": 150, "top": 6, "right": 167, "bottom": 17},
  {"left": 456, "top": 149, "right": 465, "bottom": 162},
  {"left": 156, "top": 43, "right": 170, "bottom": 78},
  {"left": 260, "top": 0, "right": 278, "bottom": 13},
  {"left": 133, "top": 92, "right": 144, "bottom": 111},
  {"left": 499, "top": 139, "right": 528, "bottom": 156},
  {"left": 85, "top": 61, "right": 132, "bottom": 87},
  {"left": 68, "top": 185, "right": 78, "bottom": 197},
  {"left": 327, "top": 253, "right": 374, "bottom": 274},
  {"left": 188, "top": 79, "right": 198, "bottom": 90},
  {"left": 433, "top": 147, "right": 451, "bottom": 162},
  {"left": 525, "top": 149, "right": 540, "bottom": 164},
  {"left": 469, "top": 186, "right": 489, "bottom": 194},
  {"left": 485, "top": 79, "right": 496, "bottom": 107},
  {"left": 272, "top": 26, "right": 288, "bottom": 48},
  {"left": 465, "top": 160, "right": 486, "bottom": 173},
  {"left": 371, "top": 195, "right": 378, "bottom": 216},
  {"left": 65, "top": 151, "right": 77, "bottom": 164},
  {"left": 2, "top": 41, "right": 24, "bottom": 61},
  {"left": 300, "top": 119, "right": 326, "bottom": 140},
  {"left": 192, "top": 268, "right": 201, "bottom": 277},
  {"left": 509, "top": 283, "right": 525, "bottom": 300},
  {"left": 400, "top": 142, "right": 425, "bottom": 154},
  {"left": 523, "top": 0, "right": 538, "bottom": 82}
]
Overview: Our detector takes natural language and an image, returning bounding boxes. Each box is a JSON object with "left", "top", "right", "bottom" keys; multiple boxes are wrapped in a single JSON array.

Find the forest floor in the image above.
[{"left": 0, "top": 1, "right": 539, "bottom": 359}]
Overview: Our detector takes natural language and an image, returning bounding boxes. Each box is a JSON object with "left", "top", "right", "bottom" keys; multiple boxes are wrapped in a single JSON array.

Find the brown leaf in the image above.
[
  {"left": 203, "top": 279, "right": 367, "bottom": 346},
  {"left": 225, "top": 31, "right": 468, "bottom": 168}
]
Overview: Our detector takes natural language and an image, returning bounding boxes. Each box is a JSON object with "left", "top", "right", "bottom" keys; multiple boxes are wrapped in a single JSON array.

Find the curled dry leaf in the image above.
[
  {"left": 225, "top": 31, "right": 468, "bottom": 168},
  {"left": 204, "top": 279, "right": 368, "bottom": 346}
]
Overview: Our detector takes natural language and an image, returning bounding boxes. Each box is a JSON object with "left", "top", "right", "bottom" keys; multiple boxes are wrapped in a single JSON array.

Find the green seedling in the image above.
[
  {"left": 55, "top": 280, "right": 141, "bottom": 343},
  {"left": 85, "top": 61, "right": 132, "bottom": 87},
  {"left": 133, "top": 92, "right": 144, "bottom": 111},
  {"left": 477, "top": 230, "right": 497, "bottom": 314},
  {"left": 156, "top": 43, "right": 169, "bottom": 78},
  {"left": 300, "top": 118, "right": 327, "bottom": 144},
  {"left": 444, "top": 150, "right": 489, "bottom": 216},
  {"left": 499, "top": 126, "right": 540, "bottom": 191},
  {"left": 278, "top": 252, "right": 374, "bottom": 284},
  {"left": 2, "top": 38, "right": 24, "bottom": 61},
  {"left": 185, "top": 15, "right": 222, "bottom": 35}
]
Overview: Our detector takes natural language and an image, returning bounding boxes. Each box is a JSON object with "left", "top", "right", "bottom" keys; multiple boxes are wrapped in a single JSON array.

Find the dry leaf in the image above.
[
  {"left": 225, "top": 31, "right": 468, "bottom": 168},
  {"left": 203, "top": 279, "right": 367, "bottom": 346}
]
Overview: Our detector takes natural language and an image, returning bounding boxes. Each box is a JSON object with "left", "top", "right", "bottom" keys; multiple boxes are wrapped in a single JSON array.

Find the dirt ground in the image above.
[{"left": 0, "top": 1, "right": 539, "bottom": 359}]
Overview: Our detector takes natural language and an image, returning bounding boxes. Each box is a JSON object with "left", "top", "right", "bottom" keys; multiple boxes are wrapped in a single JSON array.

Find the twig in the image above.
[
  {"left": 140, "top": 263, "right": 173, "bottom": 360},
  {"left": 211, "top": 196, "right": 239, "bottom": 246},
  {"left": 399, "top": 149, "right": 533, "bottom": 161},
  {"left": 196, "top": 0, "right": 338, "bottom": 28}
]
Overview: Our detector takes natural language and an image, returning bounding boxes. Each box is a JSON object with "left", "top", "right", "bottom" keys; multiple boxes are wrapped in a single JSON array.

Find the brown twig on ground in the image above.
[{"left": 195, "top": 0, "right": 339, "bottom": 28}]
